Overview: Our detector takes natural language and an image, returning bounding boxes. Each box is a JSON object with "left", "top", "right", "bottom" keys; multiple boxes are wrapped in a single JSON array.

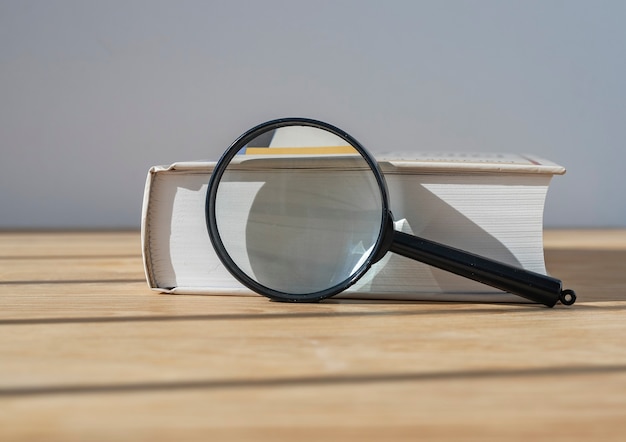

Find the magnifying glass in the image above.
[{"left": 205, "top": 118, "right": 576, "bottom": 307}]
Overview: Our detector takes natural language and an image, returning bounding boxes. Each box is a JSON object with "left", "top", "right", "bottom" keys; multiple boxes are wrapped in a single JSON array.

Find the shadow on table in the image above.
[
  {"left": 544, "top": 249, "right": 626, "bottom": 303},
  {"left": 2, "top": 363, "right": 626, "bottom": 397},
  {"left": 1, "top": 301, "right": 624, "bottom": 327}
]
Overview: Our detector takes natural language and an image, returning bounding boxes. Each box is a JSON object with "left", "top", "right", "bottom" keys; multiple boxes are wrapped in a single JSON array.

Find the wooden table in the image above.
[{"left": 1, "top": 230, "right": 625, "bottom": 441}]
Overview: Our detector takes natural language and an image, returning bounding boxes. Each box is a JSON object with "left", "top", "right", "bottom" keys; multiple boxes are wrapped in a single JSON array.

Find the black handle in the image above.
[{"left": 390, "top": 231, "right": 576, "bottom": 307}]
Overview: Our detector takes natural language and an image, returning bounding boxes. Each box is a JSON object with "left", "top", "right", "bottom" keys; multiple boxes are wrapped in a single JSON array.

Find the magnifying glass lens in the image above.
[{"left": 212, "top": 125, "right": 385, "bottom": 297}]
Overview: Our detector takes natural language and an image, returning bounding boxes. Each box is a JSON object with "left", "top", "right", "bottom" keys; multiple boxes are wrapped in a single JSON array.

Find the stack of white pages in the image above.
[{"left": 141, "top": 153, "right": 565, "bottom": 303}]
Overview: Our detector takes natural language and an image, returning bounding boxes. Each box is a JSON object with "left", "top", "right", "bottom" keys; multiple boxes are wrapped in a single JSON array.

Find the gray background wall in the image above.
[{"left": 1, "top": 0, "right": 624, "bottom": 229}]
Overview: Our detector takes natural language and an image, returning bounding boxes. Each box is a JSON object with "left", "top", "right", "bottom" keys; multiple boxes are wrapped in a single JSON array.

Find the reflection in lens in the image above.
[{"left": 213, "top": 126, "right": 385, "bottom": 295}]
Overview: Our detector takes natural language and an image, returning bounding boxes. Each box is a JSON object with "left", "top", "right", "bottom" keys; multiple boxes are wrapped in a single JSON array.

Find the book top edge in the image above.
[{"left": 150, "top": 153, "right": 566, "bottom": 175}]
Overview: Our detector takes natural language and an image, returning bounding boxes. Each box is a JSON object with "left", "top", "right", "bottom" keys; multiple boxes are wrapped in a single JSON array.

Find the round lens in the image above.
[{"left": 207, "top": 120, "right": 388, "bottom": 301}]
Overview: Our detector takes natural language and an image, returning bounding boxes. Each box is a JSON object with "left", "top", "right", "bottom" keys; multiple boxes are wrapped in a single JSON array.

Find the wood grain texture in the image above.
[{"left": 1, "top": 231, "right": 625, "bottom": 441}]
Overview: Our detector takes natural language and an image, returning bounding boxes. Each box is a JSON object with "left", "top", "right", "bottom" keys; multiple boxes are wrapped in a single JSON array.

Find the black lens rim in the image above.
[{"left": 205, "top": 117, "right": 391, "bottom": 302}]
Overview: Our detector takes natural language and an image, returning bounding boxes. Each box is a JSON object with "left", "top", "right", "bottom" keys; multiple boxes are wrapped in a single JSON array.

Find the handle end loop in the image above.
[{"left": 559, "top": 289, "right": 577, "bottom": 306}]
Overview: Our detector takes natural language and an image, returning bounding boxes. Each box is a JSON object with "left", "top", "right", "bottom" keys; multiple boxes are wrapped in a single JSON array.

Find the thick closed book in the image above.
[{"left": 141, "top": 153, "right": 565, "bottom": 303}]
